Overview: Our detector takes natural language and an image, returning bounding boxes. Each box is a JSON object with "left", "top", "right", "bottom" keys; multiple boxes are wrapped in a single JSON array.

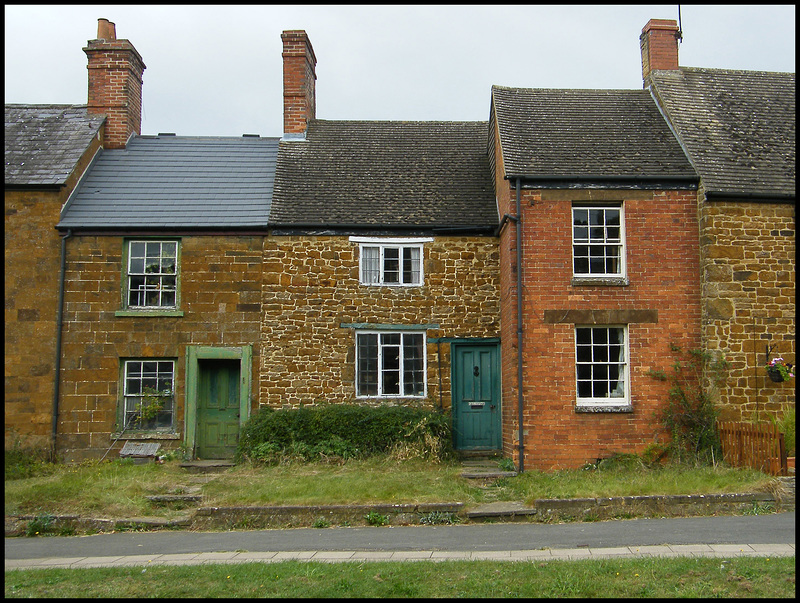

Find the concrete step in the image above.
[{"left": 179, "top": 460, "right": 235, "bottom": 474}]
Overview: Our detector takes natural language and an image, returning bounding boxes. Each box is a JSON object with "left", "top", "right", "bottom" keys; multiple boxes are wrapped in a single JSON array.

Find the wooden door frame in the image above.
[
  {"left": 450, "top": 339, "right": 501, "bottom": 451},
  {"left": 185, "top": 345, "right": 251, "bottom": 459}
]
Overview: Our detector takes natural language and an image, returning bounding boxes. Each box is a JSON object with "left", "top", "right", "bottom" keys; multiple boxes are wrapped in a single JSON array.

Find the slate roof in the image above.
[
  {"left": 5, "top": 104, "right": 105, "bottom": 186},
  {"left": 649, "top": 67, "right": 795, "bottom": 200},
  {"left": 270, "top": 120, "right": 498, "bottom": 230},
  {"left": 58, "top": 135, "right": 279, "bottom": 229},
  {"left": 491, "top": 86, "right": 696, "bottom": 182}
]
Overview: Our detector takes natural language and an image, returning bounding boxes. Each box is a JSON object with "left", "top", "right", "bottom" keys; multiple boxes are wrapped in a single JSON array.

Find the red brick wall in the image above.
[
  {"left": 499, "top": 185, "right": 701, "bottom": 471},
  {"left": 282, "top": 30, "right": 316, "bottom": 134},
  {"left": 84, "top": 39, "right": 145, "bottom": 149}
]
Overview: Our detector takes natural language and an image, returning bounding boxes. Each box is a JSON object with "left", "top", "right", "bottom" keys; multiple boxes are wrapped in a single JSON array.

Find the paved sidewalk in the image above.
[{"left": 5, "top": 543, "right": 795, "bottom": 570}]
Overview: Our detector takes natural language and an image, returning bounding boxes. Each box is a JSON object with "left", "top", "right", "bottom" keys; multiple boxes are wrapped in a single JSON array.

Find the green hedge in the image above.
[{"left": 236, "top": 403, "right": 452, "bottom": 463}]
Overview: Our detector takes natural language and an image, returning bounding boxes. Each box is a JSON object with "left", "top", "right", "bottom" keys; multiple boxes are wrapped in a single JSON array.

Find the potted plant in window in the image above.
[{"left": 766, "top": 357, "right": 794, "bottom": 383}]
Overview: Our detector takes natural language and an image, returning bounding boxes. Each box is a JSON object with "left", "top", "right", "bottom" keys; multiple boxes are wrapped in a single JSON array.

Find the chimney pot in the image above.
[{"left": 97, "top": 18, "right": 116, "bottom": 41}]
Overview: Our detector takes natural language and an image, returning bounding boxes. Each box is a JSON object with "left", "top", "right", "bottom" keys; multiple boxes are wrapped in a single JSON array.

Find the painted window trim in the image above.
[
  {"left": 571, "top": 203, "right": 627, "bottom": 281},
  {"left": 574, "top": 324, "right": 630, "bottom": 410},
  {"left": 121, "top": 238, "right": 182, "bottom": 314},
  {"left": 349, "top": 236, "right": 433, "bottom": 287},
  {"left": 355, "top": 329, "right": 428, "bottom": 399},
  {"left": 117, "top": 358, "right": 178, "bottom": 434}
]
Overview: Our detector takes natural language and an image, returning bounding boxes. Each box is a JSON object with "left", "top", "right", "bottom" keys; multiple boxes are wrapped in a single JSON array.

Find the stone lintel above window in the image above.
[{"left": 543, "top": 309, "right": 658, "bottom": 324}]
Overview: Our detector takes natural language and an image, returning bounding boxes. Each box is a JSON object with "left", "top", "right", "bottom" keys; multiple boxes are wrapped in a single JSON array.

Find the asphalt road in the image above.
[{"left": 5, "top": 511, "right": 794, "bottom": 560}]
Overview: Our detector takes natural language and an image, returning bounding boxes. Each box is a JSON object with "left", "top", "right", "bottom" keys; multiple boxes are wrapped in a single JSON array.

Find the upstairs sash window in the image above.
[
  {"left": 572, "top": 205, "right": 625, "bottom": 277},
  {"left": 126, "top": 240, "right": 178, "bottom": 308}
]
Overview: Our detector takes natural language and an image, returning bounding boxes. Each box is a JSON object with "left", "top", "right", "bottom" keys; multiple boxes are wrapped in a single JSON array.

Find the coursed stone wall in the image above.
[
  {"left": 699, "top": 197, "right": 795, "bottom": 421},
  {"left": 258, "top": 235, "right": 500, "bottom": 410}
]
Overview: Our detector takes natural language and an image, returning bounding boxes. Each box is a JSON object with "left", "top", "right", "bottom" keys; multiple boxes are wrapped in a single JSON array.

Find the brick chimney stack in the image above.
[
  {"left": 84, "top": 18, "right": 146, "bottom": 149},
  {"left": 282, "top": 30, "right": 317, "bottom": 138},
  {"left": 640, "top": 19, "right": 680, "bottom": 86}
]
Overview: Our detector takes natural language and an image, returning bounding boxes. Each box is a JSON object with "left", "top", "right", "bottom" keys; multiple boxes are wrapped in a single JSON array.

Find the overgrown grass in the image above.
[
  {"left": 503, "top": 455, "right": 775, "bottom": 505},
  {"left": 4, "top": 460, "right": 190, "bottom": 518},
  {"left": 5, "top": 556, "right": 795, "bottom": 598},
  {"left": 5, "top": 453, "right": 776, "bottom": 522}
]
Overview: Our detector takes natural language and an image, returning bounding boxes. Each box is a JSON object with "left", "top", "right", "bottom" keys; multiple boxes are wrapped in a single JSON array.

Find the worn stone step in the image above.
[{"left": 179, "top": 460, "right": 235, "bottom": 474}]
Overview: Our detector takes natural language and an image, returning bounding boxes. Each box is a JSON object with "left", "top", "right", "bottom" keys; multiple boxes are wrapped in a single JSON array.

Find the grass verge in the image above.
[
  {"left": 5, "top": 557, "right": 795, "bottom": 598},
  {"left": 5, "top": 455, "right": 777, "bottom": 521}
]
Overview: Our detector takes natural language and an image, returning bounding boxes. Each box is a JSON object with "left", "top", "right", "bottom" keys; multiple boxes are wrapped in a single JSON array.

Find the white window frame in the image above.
[
  {"left": 350, "top": 237, "right": 432, "bottom": 286},
  {"left": 574, "top": 325, "right": 629, "bottom": 408},
  {"left": 125, "top": 240, "right": 179, "bottom": 309},
  {"left": 572, "top": 204, "right": 626, "bottom": 279},
  {"left": 355, "top": 330, "right": 427, "bottom": 398},
  {"left": 122, "top": 359, "right": 175, "bottom": 431}
]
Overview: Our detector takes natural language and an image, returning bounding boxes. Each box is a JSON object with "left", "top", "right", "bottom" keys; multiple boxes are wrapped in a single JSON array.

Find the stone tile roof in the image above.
[
  {"left": 270, "top": 120, "right": 498, "bottom": 230},
  {"left": 58, "top": 135, "right": 279, "bottom": 229},
  {"left": 5, "top": 104, "right": 105, "bottom": 186},
  {"left": 491, "top": 86, "right": 696, "bottom": 182},
  {"left": 649, "top": 67, "right": 795, "bottom": 199}
]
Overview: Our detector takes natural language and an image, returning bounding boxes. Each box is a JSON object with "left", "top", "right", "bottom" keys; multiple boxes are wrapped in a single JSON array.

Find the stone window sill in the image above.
[
  {"left": 112, "top": 432, "right": 181, "bottom": 440},
  {"left": 115, "top": 310, "right": 184, "bottom": 317},
  {"left": 575, "top": 404, "right": 633, "bottom": 413},
  {"left": 571, "top": 277, "right": 629, "bottom": 287}
]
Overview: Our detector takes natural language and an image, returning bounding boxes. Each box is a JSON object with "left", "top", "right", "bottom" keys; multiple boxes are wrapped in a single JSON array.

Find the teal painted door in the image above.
[
  {"left": 452, "top": 344, "right": 501, "bottom": 450},
  {"left": 197, "top": 360, "right": 240, "bottom": 459}
]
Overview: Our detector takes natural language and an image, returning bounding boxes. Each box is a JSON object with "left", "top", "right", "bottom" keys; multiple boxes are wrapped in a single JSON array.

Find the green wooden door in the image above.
[
  {"left": 196, "top": 359, "right": 240, "bottom": 459},
  {"left": 452, "top": 343, "right": 501, "bottom": 450}
]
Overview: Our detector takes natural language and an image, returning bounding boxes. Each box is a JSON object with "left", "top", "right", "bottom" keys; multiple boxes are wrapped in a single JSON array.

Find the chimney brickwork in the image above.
[
  {"left": 84, "top": 18, "right": 146, "bottom": 149},
  {"left": 640, "top": 18, "right": 680, "bottom": 85},
  {"left": 282, "top": 30, "right": 317, "bottom": 136}
]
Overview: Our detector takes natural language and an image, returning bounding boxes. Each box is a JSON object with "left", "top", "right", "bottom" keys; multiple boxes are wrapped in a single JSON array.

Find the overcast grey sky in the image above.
[{"left": 4, "top": 4, "right": 796, "bottom": 137}]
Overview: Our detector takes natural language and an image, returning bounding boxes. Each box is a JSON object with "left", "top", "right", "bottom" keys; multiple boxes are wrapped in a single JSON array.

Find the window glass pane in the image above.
[
  {"left": 383, "top": 248, "right": 400, "bottom": 283},
  {"left": 402, "top": 333, "right": 425, "bottom": 395},
  {"left": 573, "top": 209, "right": 588, "bottom": 226},
  {"left": 357, "top": 334, "right": 379, "bottom": 396},
  {"left": 361, "top": 247, "right": 380, "bottom": 284},
  {"left": 403, "top": 247, "right": 421, "bottom": 284}
]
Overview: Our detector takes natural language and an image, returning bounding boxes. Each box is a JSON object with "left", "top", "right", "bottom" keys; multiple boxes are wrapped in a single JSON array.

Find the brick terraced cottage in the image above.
[{"left": 489, "top": 85, "right": 701, "bottom": 471}]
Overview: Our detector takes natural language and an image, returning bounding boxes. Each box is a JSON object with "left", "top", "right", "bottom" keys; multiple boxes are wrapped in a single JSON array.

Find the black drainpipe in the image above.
[
  {"left": 515, "top": 178, "right": 524, "bottom": 473},
  {"left": 52, "top": 229, "right": 71, "bottom": 457}
]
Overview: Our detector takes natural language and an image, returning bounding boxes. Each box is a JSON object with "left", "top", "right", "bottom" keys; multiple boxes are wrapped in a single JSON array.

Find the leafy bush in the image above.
[
  {"left": 648, "top": 344, "right": 728, "bottom": 464},
  {"left": 236, "top": 403, "right": 452, "bottom": 463}
]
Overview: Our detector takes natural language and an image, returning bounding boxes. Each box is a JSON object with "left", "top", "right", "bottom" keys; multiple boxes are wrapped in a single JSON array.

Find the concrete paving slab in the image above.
[
  {"left": 390, "top": 551, "right": 434, "bottom": 560},
  {"left": 73, "top": 556, "right": 124, "bottom": 566},
  {"left": 232, "top": 552, "right": 278, "bottom": 561},
  {"left": 548, "top": 548, "right": 592, "bottom": 558},
  {"left": 588, "top": 547, "right": 635, "bottom": 557}
]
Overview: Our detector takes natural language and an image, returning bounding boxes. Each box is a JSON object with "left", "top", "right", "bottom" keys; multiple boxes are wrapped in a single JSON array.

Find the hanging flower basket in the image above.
[
  {"left": 766, "top": 357, "right": 794, "bottom": 383},
  {"left": 767, "top": 367, "right": 785, "bottom": 383}
]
